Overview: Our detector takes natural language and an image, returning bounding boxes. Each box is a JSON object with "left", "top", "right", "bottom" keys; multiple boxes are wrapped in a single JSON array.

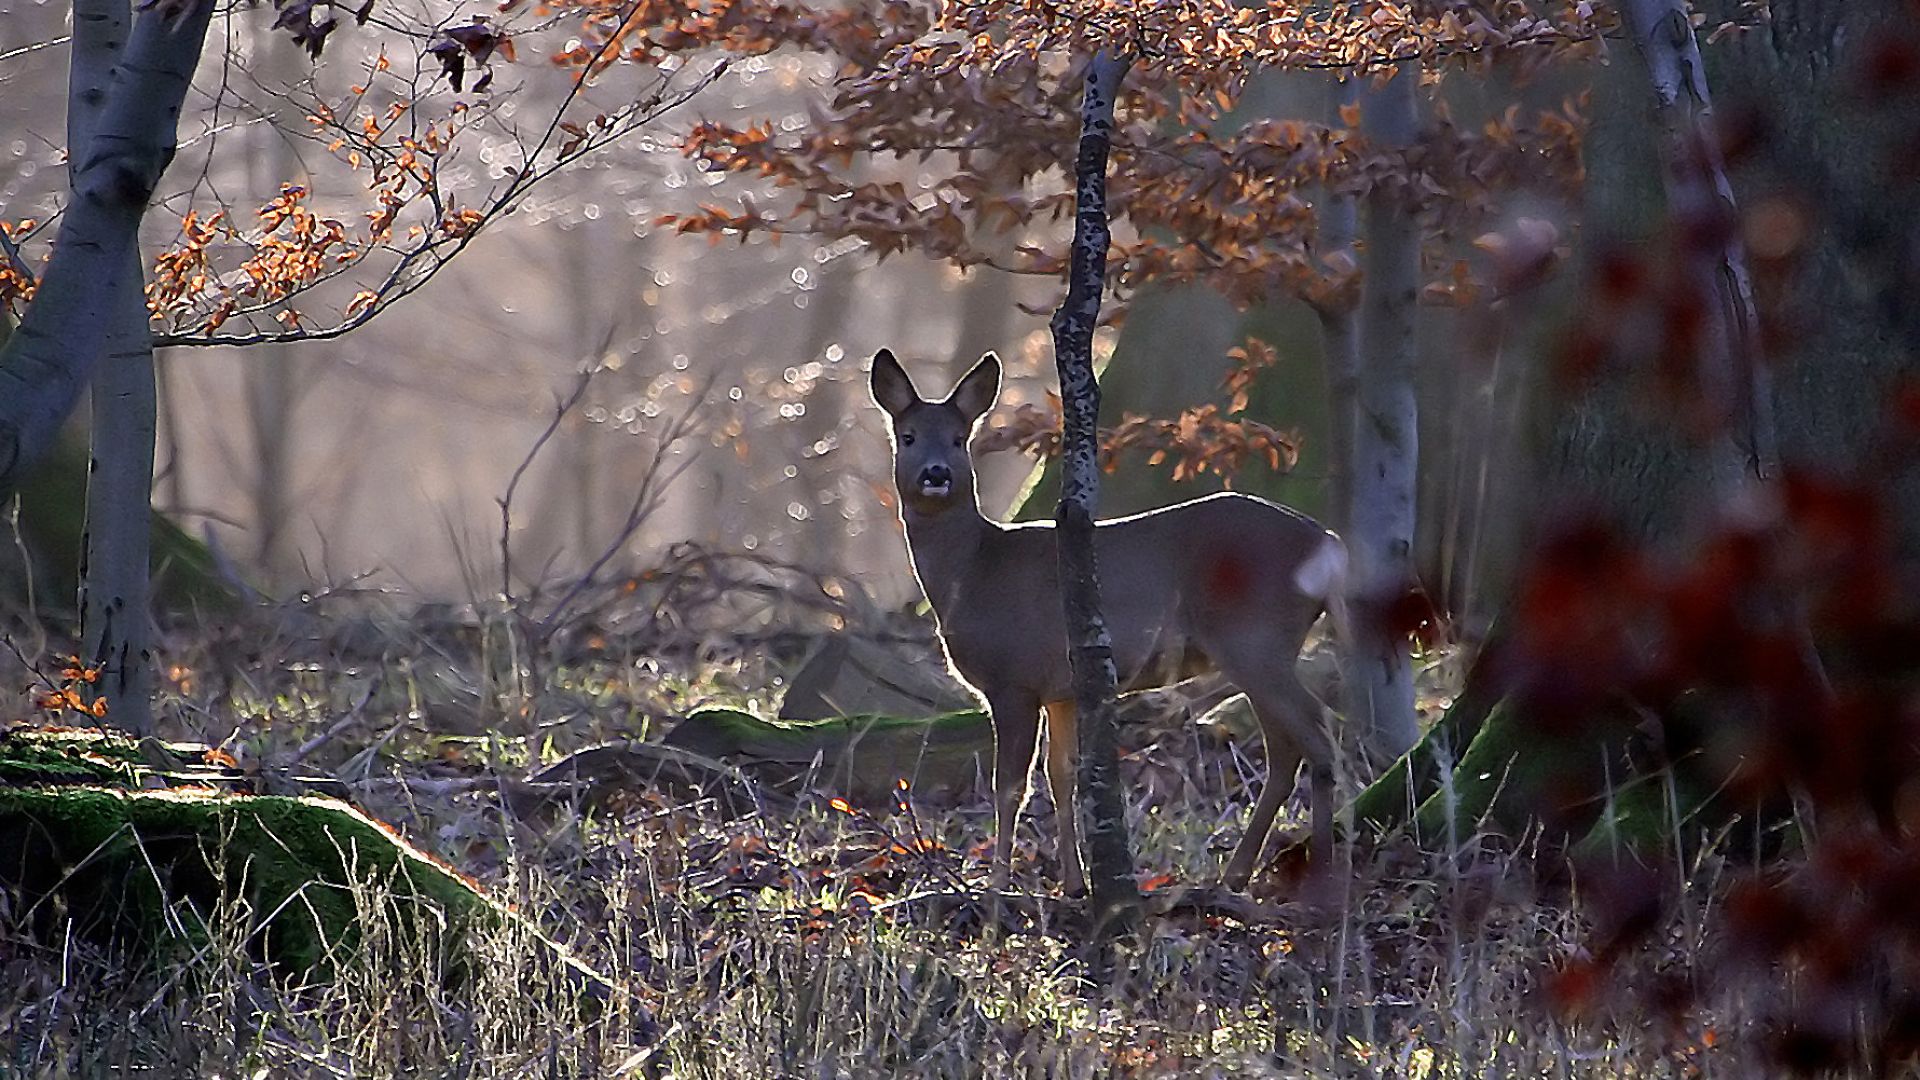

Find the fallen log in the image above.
[{"left": 0, "top": 725, "right": 625, "bottom": 1016}]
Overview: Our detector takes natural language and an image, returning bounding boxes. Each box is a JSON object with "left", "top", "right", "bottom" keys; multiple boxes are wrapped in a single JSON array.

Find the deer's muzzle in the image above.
[{"left": 917, "top": 464, "right": 954, "bottom": 498}]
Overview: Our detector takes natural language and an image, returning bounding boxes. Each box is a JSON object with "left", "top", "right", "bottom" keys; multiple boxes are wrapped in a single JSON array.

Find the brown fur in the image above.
[{"left": 871, "top": 348, "right": 1347, "bottom": 892}]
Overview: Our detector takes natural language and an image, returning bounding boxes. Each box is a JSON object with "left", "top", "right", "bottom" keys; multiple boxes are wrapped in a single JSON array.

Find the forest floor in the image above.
[{"left": 0, "top": 552, "right": 1752, "bottom": 1077}]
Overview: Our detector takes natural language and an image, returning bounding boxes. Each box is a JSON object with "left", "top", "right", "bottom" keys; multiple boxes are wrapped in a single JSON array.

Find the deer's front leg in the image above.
[
  {"left": 1043, "top": 700, "right": 1088, "bottom": 898},
  {"left": 1225, "top": 668, "right": 1335, "bottom": 890},
  {"left": 985, "top": 692, "right": 1042, "bottom": 896}
]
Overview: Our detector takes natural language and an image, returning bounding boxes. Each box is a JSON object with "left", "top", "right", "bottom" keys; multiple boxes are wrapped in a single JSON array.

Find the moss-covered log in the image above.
[
  {"left": 659, "top": 706, "right": 991, "bottom": 808},
  {"left": 1348, "top": 632, "right": 1510, "bottom": 836},
  {"left": 1347, "top": 685, "right": 1778, "bottom": 861},
  {"left": 0, "top": 726, "right": 611, "bottom": 1003}
]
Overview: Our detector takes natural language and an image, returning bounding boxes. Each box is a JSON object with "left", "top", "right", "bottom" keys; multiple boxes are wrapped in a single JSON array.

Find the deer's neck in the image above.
[{"left": 901, "top": 501, "right": 995, "bottom": 616}]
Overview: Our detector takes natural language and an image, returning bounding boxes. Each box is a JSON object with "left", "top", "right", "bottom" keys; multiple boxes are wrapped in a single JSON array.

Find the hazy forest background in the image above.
[
  {"left": 2, "top": 0, "right": 1920, "bottom": 1075},
  {"left": 0, "top": 0, "right": 1025, "bottom": 602}
]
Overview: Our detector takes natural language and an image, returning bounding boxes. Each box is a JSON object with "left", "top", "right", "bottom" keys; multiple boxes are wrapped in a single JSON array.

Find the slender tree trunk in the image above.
[
  {"left": 1050, "top": 51, "right": 1140, "bottom": 935},
  {"left": 0, "top": 0, "right": 216, "bottom": 495},
  {"left": 246, "top": 31, "right": 305, "bottom": 580},
  {"left": 796, "top": 260, "right": 855, "bottom": 568},
  {"left": 244, "top": 348, "right": 298, "bottom": 576},
  {"left": 71, "top": 0, "right": 161, "bottom": 733},
  {"left": 79, "top": 306, "right": 157, "bottom": 733},
  {"left": 1620, "top": 0, "right": 1775, "bottom": 482},
  {"left": 1319, "top": 74, "right": 1361, "bottom": 537},
  {"left": 1345, "top": 63, "right": 1422, "bottom": 761}
]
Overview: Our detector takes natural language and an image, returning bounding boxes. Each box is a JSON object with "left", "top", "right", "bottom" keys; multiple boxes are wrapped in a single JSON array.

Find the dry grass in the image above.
[{"left": 0, "top": 583, "right": 1784, "bottom": 1077}]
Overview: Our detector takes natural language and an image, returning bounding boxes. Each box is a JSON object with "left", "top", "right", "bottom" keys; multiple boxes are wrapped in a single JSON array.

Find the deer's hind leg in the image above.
[
  {"left": 1222, "top": 719, "right": 1306, "bottom": 891},
  {"left": 1207, "top": 631, "right": 1335, "bottom": 890}
]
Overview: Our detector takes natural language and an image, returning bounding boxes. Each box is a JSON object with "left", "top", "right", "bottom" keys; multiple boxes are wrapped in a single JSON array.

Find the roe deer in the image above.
[{"left": 870, "top": 348, "right": 1349, "bottom": 894}]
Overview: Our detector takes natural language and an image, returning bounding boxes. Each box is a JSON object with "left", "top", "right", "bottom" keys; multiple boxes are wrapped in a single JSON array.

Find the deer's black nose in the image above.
[{"left": 920, "top": 464, "right": 952, "bottom": 487}]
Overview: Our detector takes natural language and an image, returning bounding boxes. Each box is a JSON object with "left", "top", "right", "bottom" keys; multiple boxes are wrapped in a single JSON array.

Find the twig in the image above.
[
  {"left": 281, "top": 679, "right": 378, "bottom": 768},
  {"left": 336, "top": 717, "right": 409, "bottom": 782},
  {"left": 0, "top": 34, "right": 71, "bottom": 67},
  {"left": 4, "top": 496, "right": 39, "bottom": 628},
  {"left": 157, "top": 57, "right": 728, "bottom": 347},
  {"left": 539, "top": 372, "right": 716, "bottom": 633},
  {"left": 0, "top": 633, "right": 61, "bottom": 694},
  {"left": 499, "top": 369, "right": 594, "bottom": 606},
  {"left": 0, "top": 222, "right": 35, "bottom": 292}
]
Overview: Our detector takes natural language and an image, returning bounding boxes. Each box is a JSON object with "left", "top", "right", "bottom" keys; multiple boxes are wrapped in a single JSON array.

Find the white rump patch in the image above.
[{"left": 1292, "top": 535, "right": 1347, "bottom": 600}]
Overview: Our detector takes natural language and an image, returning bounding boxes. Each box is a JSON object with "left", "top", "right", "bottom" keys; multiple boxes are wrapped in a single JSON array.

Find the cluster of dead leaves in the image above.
[
  {"left": 640, "top": 0, "right": 1598, "bottom": 319},
  {"left": 977, "top": 397, "right": 1298, "bottom": 482}
]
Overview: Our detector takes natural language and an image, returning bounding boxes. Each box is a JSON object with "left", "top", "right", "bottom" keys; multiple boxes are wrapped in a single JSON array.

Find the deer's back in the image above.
[{"left": 929, "top": 492, "right": 1335, "bottom": 703}]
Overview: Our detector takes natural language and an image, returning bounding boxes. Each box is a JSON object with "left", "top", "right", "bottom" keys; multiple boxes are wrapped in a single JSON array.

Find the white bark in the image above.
[
  {"left": 1319, "top": 74, "right": 1361, "bottom": 537},
  {"left": 0, "top": 0, "right": 216, "bottom": 494},
  {"left": 246, "top": 31, "right": 304, "bottom": 578},
  {"left": 1620, "top": 0, "right": 1776, "bottom": 479},
  {"left": 81, "top": 337, "right": 157, "bottom": 733},
  {"left": 1347, "top": 63, "right": 1422, "bottom": 760},
  {"left": 71, "top": 0, "right": 159, "bottom": 733}
]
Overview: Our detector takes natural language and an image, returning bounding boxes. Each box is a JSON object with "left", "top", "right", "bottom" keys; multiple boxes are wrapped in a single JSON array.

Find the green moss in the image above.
[
  {"left": 0, "top": 786, "right": 493, "bottom": 972},
  {"left": 669, "top": 707, "right": 992, "bottom": 803},
  {"left": 1404, "top": 699, "right": 1525, "bottom": 843},
  {"left": 0, "top": 728, "right": 606, "bottom": 997},
  {"left": 684, "top": 706, "right": 988, "bottom": 746},
  {"left": 0, "top": 726, "right": 143, "bottom": 784}
]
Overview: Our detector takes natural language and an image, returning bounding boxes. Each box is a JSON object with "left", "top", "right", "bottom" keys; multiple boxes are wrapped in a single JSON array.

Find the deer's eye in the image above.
[
  {"left": 952, "top": 434, "right": 965, "bottom": 448},
  {"left": 900, "top": 431, "right": 916, "bottom": 447}
]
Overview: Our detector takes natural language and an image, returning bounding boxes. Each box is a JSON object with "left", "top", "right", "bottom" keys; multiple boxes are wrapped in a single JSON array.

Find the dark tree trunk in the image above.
[{"left": 1049, "top": 50, "right": 1140, "bottom": 936}]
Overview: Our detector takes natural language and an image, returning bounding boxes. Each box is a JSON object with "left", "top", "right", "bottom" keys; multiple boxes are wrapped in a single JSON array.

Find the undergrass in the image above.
[{"left": 0, "top": 591, "right": 1774, "bottom": 1076}]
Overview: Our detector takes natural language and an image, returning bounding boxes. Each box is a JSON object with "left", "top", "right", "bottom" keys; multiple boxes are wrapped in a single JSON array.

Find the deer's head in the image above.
[{"left": 870, "top": 348, "right": 1001, "bottom": 517}]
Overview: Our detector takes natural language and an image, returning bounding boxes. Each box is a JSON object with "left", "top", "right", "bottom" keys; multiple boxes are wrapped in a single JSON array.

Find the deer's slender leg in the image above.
[
  {"left": 1222, "top": 664, "right": 1334, "bottom": 890},
  {"left": 1274, "top": 667, "right": 1340, "bottom": 866},
  {"left": 1223, "top": 722, "right": 1302, "bottom": 891},
  {"left": 986, "top": 693, "right": 1043, "bottom": 896},
  {"left": 1042, "top": 700, "right": 1087, "bottom": 897},
  {"left": 1309, "top": 756, "right": 1334, "bottom": 865}
]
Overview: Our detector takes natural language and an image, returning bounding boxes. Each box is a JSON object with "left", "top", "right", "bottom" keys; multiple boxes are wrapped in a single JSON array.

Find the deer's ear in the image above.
[
  {"left": 869, "top": 349, "right": 920, "bottom": 418},
  {"left": 951, "top": 352, "right": 1002, "bottom": 425}
]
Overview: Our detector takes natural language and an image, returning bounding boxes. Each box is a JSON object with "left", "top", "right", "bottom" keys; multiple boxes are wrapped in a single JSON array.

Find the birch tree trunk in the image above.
[
  {"left": 1318, "top": 74, "right": 1360, "bottom": 537},
  {"left": 1619, "top": 0, "right": 1775, "bottom": 482},
  {"left": 795, "top": 258, "right": 855, "bottom": 568},
  {"left": 71, "top": 0, "right": 160, "bottom": 733},
  {"left": 0, "top": 0, "right": 215, "bottom": 496},
  {"left": 1345, "top": 63, "right": 1422, "bottom": 761},
  {"left": 246, "top": 30, "right": 305, "bottom": 579},
  {"left": 1050, "top": 50, "right": 1140, "bottom": 931}
]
